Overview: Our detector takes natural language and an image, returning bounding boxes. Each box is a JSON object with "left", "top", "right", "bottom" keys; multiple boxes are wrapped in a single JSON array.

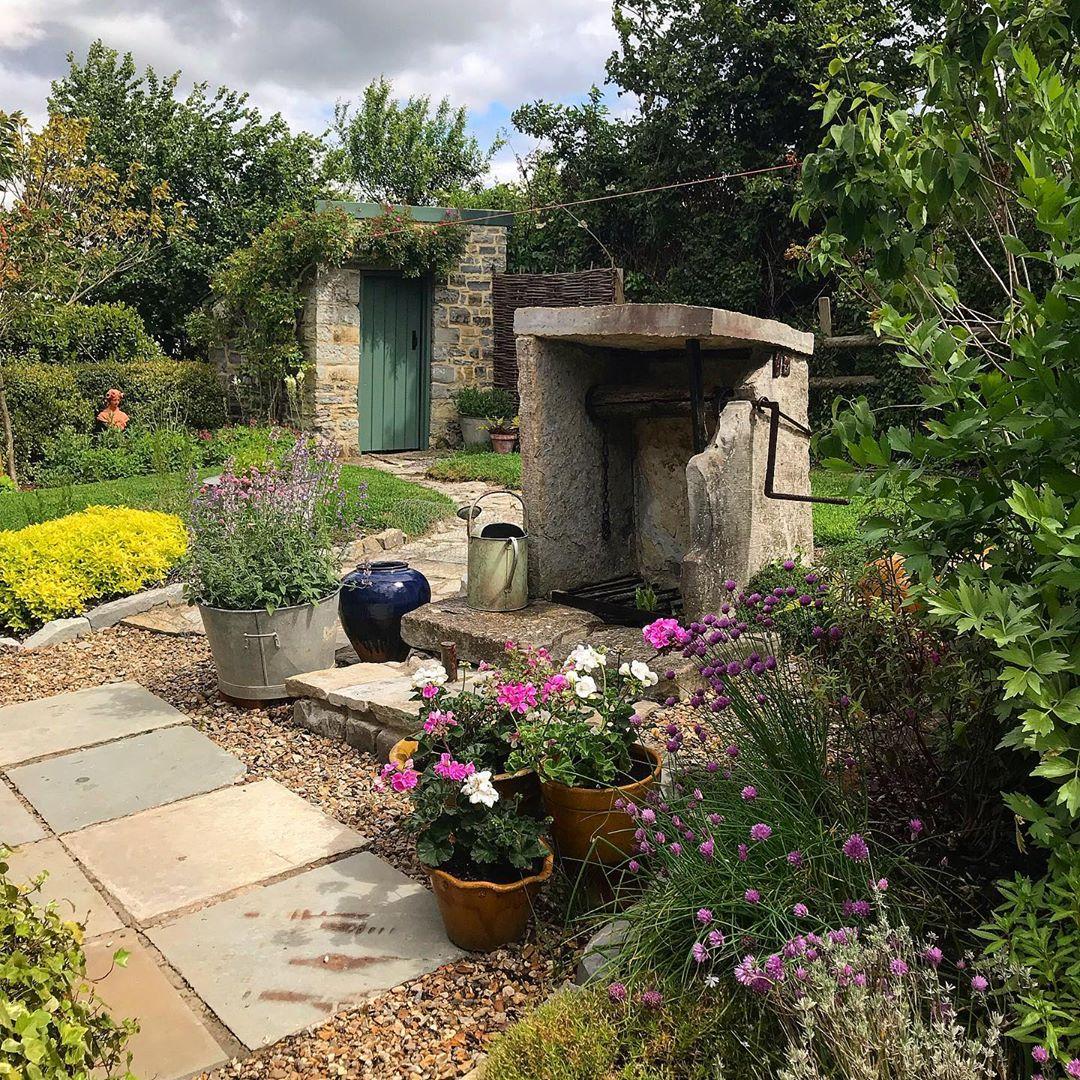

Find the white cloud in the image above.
[{"left": 0, "top": 0, "right": 617, "bottom": 145}]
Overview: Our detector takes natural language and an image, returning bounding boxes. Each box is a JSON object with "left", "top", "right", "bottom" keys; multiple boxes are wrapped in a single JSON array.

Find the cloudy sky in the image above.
[{"left": 0, "top": 0, "right": 622, "bottom": 182}]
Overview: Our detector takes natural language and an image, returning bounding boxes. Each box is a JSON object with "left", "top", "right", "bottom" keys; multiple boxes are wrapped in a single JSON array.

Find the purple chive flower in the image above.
[
  {"left": 744, "top": 888, "right": 761, "bottom": 904},
  {"left": 741, "top": 786, "right": 758, "bottom": 801},
  {"left": 628, "top": 859, "right": 640, "bottom": 872},
  {"left": 691, "top": 942, "right": 709, "bottom": 964},
  {"left": 793, "top": 903, "right": 809, "bottom": 917},
  {"left": 783, "top": 559, "right": 796, "bottom": 570},
  {"left": 787, "top": 850, "right": 803, "bottom": 867},
  {"left": 640, "top": 989, "right": 663, "bottom": 1010},
  {"left": 699, "top": 838, "right": 715, "bottom": 860},
  {"left": 697, "top": 908, "right": 713, "bottom": 925},
  {"left": 750, "top": 823, "right": 773, "bottom": 842},
  {"left": 909, "top": 818, "right": 924, "bottom": 836},
  {"left": 1068, "top": 1061, "right": 1080, "bottom": 1079},
  {"left": 737, "top": 844, "right": 749, "bottom": 862},
  {"left": 641, "top": 808, "right": 656, "bottom": 824},
  {"left": 889, "top": 958, "right": 909, "bottom": 977},
  {"left": 874, "top": 877, "right": 889, "bottom": 892},
  {"left": 842, "top": 834, "right": 870, "bottom": 862},
  {"left": 923, "top": 945, "right": 943, "bottom": 967},
  {"left": 765, "top": 954, "right": 785, "bottom": 981},
  {"left": 607, "top": 981, "right": 627, "bottom": 1003},
  {"left": 1033, "top": 1047, "right": 1050, "bottom": 1064},
  {"left": 970, "top": 975, "right": 989, "bottom": 993},
  {"left": 708, "top": 929, "right": 725, "bottom": 948},
  {"left": 670, "top": 842, "right": 683, "bottom": 856}
]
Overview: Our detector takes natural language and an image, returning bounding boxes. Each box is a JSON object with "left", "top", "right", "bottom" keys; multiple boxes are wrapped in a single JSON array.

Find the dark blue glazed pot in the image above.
[{"left": 339, "top": 560, "right": 431, "bottom": 663}]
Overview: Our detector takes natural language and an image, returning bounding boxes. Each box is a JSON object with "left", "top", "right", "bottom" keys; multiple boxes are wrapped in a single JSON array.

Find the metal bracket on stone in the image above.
[{"left": 753, "top": 397, "right": 849, "bottom": 506}]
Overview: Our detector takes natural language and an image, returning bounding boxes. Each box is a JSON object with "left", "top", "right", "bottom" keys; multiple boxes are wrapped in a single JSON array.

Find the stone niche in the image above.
[{"left": 514, "top": 303, "right": 815, "bottom": 618}]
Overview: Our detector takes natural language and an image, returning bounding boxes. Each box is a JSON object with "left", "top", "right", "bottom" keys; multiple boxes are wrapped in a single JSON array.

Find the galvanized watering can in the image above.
[{"left": 465, "top": 490, "right": 528, "bottom": 612}]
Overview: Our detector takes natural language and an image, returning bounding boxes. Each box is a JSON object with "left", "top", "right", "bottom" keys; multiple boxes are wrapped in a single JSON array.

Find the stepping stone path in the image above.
[{"left": 0, "top": 682, "right": 462, "bottom": 1079}]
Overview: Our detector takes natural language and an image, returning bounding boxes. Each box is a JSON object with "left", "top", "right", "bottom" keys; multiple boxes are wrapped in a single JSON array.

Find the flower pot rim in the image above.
[
  {"left": 390, "top": 737, "right": 535, "bottom": 785},
  {"left": 424, "top": 848, "right": 554, "bottom": 893},
  {"left": 196, "top": 587, "right": 341, "bottom": 616},
  {"left": 539, "top": 743, "right": 662, "bottom": 796}
]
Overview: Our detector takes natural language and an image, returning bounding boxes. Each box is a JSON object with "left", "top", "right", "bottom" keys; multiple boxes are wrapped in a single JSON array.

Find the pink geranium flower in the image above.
[
  {"left": 497, "top": 681, "right": 539, "bottom": 714},
  {"left": 642, "top": 617, "right": 681, "bottom": 650},
  {"left": 433, "top": 753, "right": 474, "bottom": 782}
]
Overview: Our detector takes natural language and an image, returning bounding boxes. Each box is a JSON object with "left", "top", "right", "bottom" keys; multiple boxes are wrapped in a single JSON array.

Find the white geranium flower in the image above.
[
  {"left": 411, "top": 662, "right": 448, "bottom": 689},
  {"left": 461, "top": 770, "right": 499, "bottom": 808},
  {"left": 630, "top": 659, "right": 659, "bottom": 687},
  {"left": 567, "top": 644, "right": 606, "bottom": 672},
  {"left": 574, "top": 674, "right": 599, "bottom": 699}
]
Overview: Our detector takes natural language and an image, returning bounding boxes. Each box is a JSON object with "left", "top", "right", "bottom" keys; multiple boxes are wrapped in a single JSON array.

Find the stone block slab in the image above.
[
  {"left": 0, "top": 682, "right": 188, "bottom": 767},
  {"left": 122, "top": 604, "right": 205, "bottom": 635},
  {"left": 401, "top": 598, "right": 599, "bottom": 666},
  {"left": 0, "top": 782, "right": 46, "bottom": 847},
  {"left": 86, "top": 584, "right": 185, "bottom": 630},
  {"left": 284, "top": 661, "right": 410, "bottom": 702},
  {"left": 86, "top": 929, "right": 229, "bottom": 1080},
  {"left": 22, "top": 616, "right": 91, "bottom": 650},
  {"left": 64, "top": 779, "right": 366, "bottom": 922},
  {"left": 292, "top": 698, "right": 346, "bottom": 741},
  {"left": 147, "top": 853, "right": 462, "bottom": 1050},
  {"left": 4, "top": 838, "right": 122, "bottom": 937},
  {"left": 7, "top": 726, "right": 246, "bottom": 833}
]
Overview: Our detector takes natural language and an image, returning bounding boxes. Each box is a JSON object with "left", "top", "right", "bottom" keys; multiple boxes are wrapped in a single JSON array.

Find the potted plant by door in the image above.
[
  {"left": 376, "top": 716, "right": 552, "bottom": 951},
  {"left": 485, "top": 414, "right": 520, "bottom": 454},
  {"left": 182, "top": 438, "right": 363, "bottom": 703},
  {"left": 451, "top": 387, "right": 516, "bottom": 449},
  {"left": 507, "top": 644, "right": 663, "bottom": 867}
]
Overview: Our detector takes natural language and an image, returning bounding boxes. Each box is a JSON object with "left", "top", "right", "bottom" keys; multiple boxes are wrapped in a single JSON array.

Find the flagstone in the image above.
[
  {"left": 0, "top": 781, "right": 45, "bottom": 847},
  {"left": 85, "top": 929, "right": 229, "bottom": 1080},
  {"left": 147, "top": 852, "right": 461, "bottom": 1050},
  {"left": 3, "top": 838, "right": 122, "bottom": 936},
  {"left": 7, "top": 726, "right": 246, "bottom": 833},
  {"left": 0, "top": 682, "right": 186, "bottom": 767},
  {"left": 64, "top": 779, "right": 366, "bottom": 922}
]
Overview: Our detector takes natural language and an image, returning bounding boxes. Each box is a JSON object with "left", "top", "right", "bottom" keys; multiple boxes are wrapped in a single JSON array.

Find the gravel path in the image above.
[{"left": 0, "top": 627, "right": 581, "bottom": 1079}]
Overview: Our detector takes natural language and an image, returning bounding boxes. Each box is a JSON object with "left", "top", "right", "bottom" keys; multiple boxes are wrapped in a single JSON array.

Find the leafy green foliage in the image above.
[
  {"left": 188, "top": 206, "right": 467, "bottom": 418},
  {"left": 327, "top": 77, "right": 495, "bottom": 206},
  {"left": 4, "top": 359, "right": 227, "bottom": 471},
  {"left": 481, "top": 983, "right": 776, "bottom": 1080},
  {"left": 977, "top": 853, "right": 1080, "bottom": 1062},
  {"left": 48, "top": 41, "right": 325, "bottom": 349},
  {"left": 450, "top": 386, "right": 517, "bottom": 420},
  {"left": 1, "top": 302, "right": 164, "bottom": 365},
  {"left": 1, "top": 848, "right": 137, "bottom": 1078},
  {"left": 800, "top": 0, "right": 1080, "bottom": 848}
]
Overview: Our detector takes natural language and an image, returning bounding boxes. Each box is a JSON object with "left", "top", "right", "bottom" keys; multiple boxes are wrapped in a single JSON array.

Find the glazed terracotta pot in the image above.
[
  {"left": 425, "top": 850, "right": 554, "bottom": 951},
  {"left": 339, "top": 560, "right": 430, "bottom": 663},
  {"left": 540, "top": 744, "right": 663, "bottom": 865},
  {"left": 390, "top": 738, "right": 542, "bottom": 814}
]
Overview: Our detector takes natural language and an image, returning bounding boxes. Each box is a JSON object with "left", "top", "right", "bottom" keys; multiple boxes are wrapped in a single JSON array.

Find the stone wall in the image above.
[{"left": 297, "top": 223, "right": 506, "bottom": 456}]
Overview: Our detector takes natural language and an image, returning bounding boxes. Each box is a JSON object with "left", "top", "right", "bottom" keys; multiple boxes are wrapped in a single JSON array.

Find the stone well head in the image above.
[{"left": 513, "top": 303, "right": 815, "bottom": 619}]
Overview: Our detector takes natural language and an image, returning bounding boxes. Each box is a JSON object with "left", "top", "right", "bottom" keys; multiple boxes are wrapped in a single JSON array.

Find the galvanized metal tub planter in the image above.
[
  {"left": 198, "top": 589, "right": 341, "bottom": 704},
  {"left": 459, "top": 416, "right": 488, "bottom": 448}
]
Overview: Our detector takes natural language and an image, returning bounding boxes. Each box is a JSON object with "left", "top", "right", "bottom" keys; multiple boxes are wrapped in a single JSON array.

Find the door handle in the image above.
[{"left": 412, "top": 330, "right": 418, "bottom": 350}]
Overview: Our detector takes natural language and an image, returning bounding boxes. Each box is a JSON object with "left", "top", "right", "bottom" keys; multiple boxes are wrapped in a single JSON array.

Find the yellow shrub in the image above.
[{"left": 0, "top": 506, "right": 187, "bottom": 632}]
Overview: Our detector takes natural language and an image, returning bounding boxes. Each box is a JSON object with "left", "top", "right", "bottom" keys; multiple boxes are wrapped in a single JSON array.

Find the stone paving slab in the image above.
[
  {"left": 7, "top": 726, "right": 246, "bottom": 834},
  {"left": 86, "top": 929, "right": 229, "bottom": 1080},
  {"left": 0, "top": 682, "right": 187, "bottom": 767},
  {"left": 148, "top": 853, "right": 462, "bottom": 1050},
  {"left": 284, "top": 661, "right": 411, "bottom": 702},
  {"left": 3, "top": 838, "right": 122, "bottom": 937},
  {"left": 64, "top": 779, "right": 366, "bottom": 922},
  {"left": 0, "top": 781, "right": 46, "bottom": 847},
  {"left": 122, "top": 604, "right": 205, "bottom": 635}
]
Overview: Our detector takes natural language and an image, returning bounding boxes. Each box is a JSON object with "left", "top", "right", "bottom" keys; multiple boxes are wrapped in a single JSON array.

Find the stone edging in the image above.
[{"left": 1, "top": 584, "right": 186, "bottom": 652}]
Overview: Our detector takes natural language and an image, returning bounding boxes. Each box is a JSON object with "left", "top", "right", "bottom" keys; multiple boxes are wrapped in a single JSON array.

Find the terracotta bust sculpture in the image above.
[{"left": 97, "top": 388, "right": 130, "bottom": 430}]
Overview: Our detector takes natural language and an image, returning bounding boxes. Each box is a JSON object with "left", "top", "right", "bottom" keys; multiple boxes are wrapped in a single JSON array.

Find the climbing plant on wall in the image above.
[{"left": 188, "top": 205, "right": 468, "bottom": 417}]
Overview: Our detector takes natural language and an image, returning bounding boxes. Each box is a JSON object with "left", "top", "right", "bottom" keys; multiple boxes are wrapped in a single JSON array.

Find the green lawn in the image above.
[
  {"left": 0, "top": 465, "right": 454, "bottom": 537},
  {"left": 810, "top": 469, "right": 866, "bottom": 548},
  {"left": 426, "top": 448, "right": 523, "bottom": 488}
]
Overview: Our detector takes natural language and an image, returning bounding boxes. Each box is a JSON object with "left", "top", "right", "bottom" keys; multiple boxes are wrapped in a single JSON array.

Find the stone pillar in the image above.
[
  {"left": 681, "top": 356, "right": 813, "bottom": 617},
  {"left": 430, "top": 224, "right": 507, "bottom": 446}
]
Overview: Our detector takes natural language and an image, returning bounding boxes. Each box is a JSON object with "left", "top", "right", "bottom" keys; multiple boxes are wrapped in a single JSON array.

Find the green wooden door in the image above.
[{"left": 359, "top": 273, "right": 430, "bottom": 452}]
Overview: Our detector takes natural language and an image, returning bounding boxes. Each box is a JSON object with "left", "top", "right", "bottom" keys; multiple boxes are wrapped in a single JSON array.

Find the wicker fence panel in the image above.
[{"left": 492, "top": 268, "right": 623, "bottom": 393}]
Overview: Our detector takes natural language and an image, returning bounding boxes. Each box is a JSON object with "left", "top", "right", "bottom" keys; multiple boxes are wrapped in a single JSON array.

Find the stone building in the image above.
[{"left": 298, "top": 202, "right": 509, "bottom": 456}]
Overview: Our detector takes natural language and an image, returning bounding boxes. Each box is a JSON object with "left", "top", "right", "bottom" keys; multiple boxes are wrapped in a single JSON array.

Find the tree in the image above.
[
  {"left": 48, "top": 41, "right": 325, "bottom": 349},
  {"left": 509, "top": 0, "right": 924, "bottom": 319},
  {"left": 799, "top": 0, "right": 1079, "bottom": 1055},
  {"left": 327, "top": 77, "right": 495, "bottom": 206},
  {"left": 0, "top": 113, "right": 183, "bottom": 480}
]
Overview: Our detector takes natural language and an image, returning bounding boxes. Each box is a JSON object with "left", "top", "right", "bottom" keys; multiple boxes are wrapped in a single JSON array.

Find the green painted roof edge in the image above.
[{"left": 316, "top": 200, "right": 514, "bottom": 229}]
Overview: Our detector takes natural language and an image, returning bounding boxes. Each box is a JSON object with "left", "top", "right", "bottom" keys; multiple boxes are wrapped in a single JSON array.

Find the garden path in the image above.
[{"left": 0, "top": 681, "right": 461, "bottom": 1080}]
